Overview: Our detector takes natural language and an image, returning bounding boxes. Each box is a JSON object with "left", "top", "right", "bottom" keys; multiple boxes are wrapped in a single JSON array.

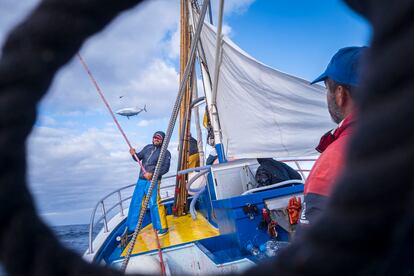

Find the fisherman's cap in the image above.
[
  {"left": 311, "top": 46, "right": 368, "bottom": 87},
  {"left": 153, "top": 131, "right": 165, "bottom": 140}
]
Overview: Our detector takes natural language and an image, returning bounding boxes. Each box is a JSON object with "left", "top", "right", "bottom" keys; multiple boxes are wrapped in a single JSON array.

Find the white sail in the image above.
[{"left": 199, "top": 21, "right": 335, "bottom": 159}]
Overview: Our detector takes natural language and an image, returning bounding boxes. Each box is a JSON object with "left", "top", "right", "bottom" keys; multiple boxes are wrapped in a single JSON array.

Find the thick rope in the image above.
[
  {"left": 1, "top": 0, "right": 413, "bottom": 275},
  {"left": 120, "top": 0, "right": 211, "bottom": 271},
  {"left": 243, "top": 1, "right": 414, "bottom": 275},
  {"left": 0, "top": 0, "right": 144, "bottom": 275}
]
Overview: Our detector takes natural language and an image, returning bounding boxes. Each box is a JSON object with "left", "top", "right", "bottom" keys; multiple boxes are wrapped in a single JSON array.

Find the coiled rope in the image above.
[{"left": 120, "top": 0, "right": 211, "bottom": 271}]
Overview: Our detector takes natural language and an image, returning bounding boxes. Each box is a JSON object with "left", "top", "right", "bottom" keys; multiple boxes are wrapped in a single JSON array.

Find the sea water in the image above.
[
  {"left": 0, "top": 224, "right": 90, "bottom": 275},
  {"left": 52, "top": 224, "right": 90, "bottom": 254}
]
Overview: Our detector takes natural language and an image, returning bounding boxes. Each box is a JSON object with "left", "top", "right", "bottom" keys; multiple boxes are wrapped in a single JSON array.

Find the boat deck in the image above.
[{"left": 121, "top": 212, "right": 219, "bottom": 256}]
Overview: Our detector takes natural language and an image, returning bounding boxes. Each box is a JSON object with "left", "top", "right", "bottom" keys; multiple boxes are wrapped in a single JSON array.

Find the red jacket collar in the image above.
[{"left": 315, "top": 113, "right": 355, "bottom": 153}]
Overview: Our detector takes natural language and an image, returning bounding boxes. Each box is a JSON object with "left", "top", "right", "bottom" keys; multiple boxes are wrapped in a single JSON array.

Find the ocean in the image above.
[
  {"left": 52, "top": 224, "right": 91, "bottom": 254},
  {"left": 0, "top": 224, "right": 90, "bottom": 275}
]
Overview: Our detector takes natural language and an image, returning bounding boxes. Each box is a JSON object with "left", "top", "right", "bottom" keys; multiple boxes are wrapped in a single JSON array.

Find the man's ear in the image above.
[{"left": 335, "top": 85, "right": 346, "bottom": 107}]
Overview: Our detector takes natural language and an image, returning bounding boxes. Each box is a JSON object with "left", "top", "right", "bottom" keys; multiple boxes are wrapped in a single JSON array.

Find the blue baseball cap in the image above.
[{"left": 311, "top": 46, "right": 368, "bottom": 87}]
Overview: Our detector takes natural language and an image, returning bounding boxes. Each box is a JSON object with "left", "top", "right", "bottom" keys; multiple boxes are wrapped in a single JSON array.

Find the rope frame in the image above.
[
  {"left": 0, "top": 0, "right": 143, "bottom": 275},
  {"left": 1, "top": 0, "right": 413, "bottom": 275}
]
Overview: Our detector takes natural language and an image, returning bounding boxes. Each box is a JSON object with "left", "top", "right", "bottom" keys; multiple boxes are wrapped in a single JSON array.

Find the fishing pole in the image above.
[
  {"left": 76, "top": 53, "right": 146, "bottom": 173},
  {"left": 77, "top": 53, "right": 167, "bottom": 274}
]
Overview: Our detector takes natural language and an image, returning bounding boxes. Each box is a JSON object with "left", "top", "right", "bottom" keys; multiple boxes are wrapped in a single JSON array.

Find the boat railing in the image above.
[
  {"left": 242, "top": 179, "right": 305, "bottom": 195},
  {"left": 211, "top": 158, "right": 316, "bottom": 200},
  {"left": 278, "top": 158, "right": 316, "bottom": 180},
  {"left": 87, "top": 166, "right": 211, "bottom": 254},
  {"left": 88, "top": 183, "right": 132, "bottom": 254},
  {"left": 86, "top": 159, "right": 314, "bottom": 254}
]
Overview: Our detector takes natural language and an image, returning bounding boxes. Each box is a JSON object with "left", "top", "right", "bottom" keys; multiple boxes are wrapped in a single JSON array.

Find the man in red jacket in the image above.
[{"left": 299, "top": 46, "right": 367, "bottom": 226}]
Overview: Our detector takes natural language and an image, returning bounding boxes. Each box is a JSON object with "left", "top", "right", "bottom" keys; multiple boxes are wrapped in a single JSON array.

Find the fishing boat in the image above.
[{"left": 83, "top": 0, "right": 334, "bottom": 274}]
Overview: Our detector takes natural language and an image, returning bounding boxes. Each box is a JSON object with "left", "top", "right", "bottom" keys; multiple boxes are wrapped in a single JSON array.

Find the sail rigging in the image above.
[{"left": 192, "top": 9, "right": 335, "bottom": 159}]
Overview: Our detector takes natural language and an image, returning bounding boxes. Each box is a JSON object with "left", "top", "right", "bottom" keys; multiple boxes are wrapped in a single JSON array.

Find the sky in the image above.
[{"left": 0, "top": 0, "right": 371, "bottom": 226}]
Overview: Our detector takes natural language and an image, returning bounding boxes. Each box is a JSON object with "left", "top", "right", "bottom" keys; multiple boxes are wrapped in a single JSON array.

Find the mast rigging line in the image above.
[
  {"left": 208, "top": 0, "right": 214, "bottom": 25},
  {"left": 188, "top": 1, "right": 219, "bottom": 218},
  {"left": 77, "top": 53, "right": 166, "bottom": 274},
  {"left": 191, "top": 75, "right": 205, "bottom": 166},
  {"left": 121, "top": 0, "right": 211, "bottom": 271},
  {"left": 191, "top": 0, "right": 225, "bottom": 154},
  {"left": 211, "top": 0, "right": 224, "bottom": 106}
]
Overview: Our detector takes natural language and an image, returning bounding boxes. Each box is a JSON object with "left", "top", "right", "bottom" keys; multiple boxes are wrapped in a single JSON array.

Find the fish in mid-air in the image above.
[{"left": 115, "top": 105, "right": 147, "bottom": 119}]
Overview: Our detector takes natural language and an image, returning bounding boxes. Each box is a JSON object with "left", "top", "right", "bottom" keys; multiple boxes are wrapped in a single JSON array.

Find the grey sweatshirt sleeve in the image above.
[{"left": 159, "top": 150, "right": 171, "bottom": 176}]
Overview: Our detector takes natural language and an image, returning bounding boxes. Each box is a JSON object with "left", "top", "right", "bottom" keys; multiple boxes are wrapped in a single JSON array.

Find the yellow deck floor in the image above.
[{"left": 121, "top": 213, "right": 219, "bottom": 256}]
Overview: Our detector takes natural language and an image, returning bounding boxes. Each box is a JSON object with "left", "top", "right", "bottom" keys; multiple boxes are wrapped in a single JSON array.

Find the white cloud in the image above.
[
  {"left": 207, "top": 0, "right": 256, "bottom": 37},
  {"left": 163, "top": 0, "right": 256, "bottom": 59},
  {"left": 1, "top": 0, "right": 256, "bottom": 226},
  {"left": 137, "top": 120, "right": 151, "bottom": 127},
  {"left": 2, "top": 0, "right": 255, "bottom": 119},
  {"left": 41, "top": 208, "right": 94, "bottom": 226},
  {"left": 223, "top": 0, "right": 256, "bottom": 15},
  {"left": 28, "top": 124, "right": 179, "bottom": 224},
  {"left": 28, "top": 125, "right": 137, "bottom": 214},
  {"left": 38, "top": 115, "right": 57, "bottom": 126},
  {"left": 222, "top": 24, "right": 233, "bottom": 36},
  {"left": 40, "top": 57, "right": 179, "bottom": 119},
  {"left": 209, "top": 0, "right": 256, "bottom": 18},
  {"left": 125, "top": 59, "right": 178, "bottom": 114},
  {"left": 137, "top": 119, "right": 160, "bottom": 127},
  {"left": 166, "top": 24, "right": 180, "bottom": 59},
  {"left": 34, "top": 0, "right": 181, "bottom": 117}
]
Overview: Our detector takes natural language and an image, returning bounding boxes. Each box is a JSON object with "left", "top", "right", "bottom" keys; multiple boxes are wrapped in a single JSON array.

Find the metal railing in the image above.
[
  {"left": 278, "top": 158, "right": 317, "bottom": 180},
  {"left": 86, "top": 159, "right": 315, "bottom": 254},
  {"left": 88, "top": 183, "right": 134, "bottom": 254},
  {"left": 87, "top": 166, "right": 211, "bottom": 254}
]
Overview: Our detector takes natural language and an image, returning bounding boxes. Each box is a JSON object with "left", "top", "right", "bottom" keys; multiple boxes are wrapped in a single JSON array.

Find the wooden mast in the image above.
[{"left": 174, "top": 0, "right": 193, "bottom": 216}]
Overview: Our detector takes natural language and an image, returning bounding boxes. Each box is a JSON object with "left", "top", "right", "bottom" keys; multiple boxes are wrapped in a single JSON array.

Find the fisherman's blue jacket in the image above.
[{"left": 132, "top": 144, "right": 171, "bottom": 180}]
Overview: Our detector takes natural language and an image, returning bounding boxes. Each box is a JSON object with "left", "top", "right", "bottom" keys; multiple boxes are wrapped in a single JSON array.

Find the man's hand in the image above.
[
  {"left": 144, "top": 172, "right": 153, "bottom": 180},
  {"left": 129, "top": 148, "right": 136, "bottom": 156}
]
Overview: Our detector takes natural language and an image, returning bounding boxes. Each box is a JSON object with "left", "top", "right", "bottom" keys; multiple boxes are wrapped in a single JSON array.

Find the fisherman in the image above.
[
  {"left": 188, "top": 134, "right": 200, "bottom": 168},
  {"left": 299, "top": 46, "right": 367, "bottom": 226},
  {"left": 206, "top": 147, "right": 218, "bottom": 165},
  {"left": 126, "top": 131, "right": 171, "bottom": 237}
]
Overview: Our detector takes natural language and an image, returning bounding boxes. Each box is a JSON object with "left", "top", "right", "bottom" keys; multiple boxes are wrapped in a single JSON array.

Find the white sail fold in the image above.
[{"left": 199, "top": 22, "right": 335, "bottom": 158}]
